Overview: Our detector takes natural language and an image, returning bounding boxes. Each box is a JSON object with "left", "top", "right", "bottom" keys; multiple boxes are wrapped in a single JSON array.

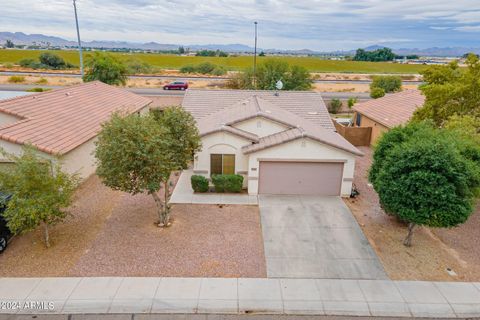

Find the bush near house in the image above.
[
  {"left": 328, "top": 98, "right": 343, "bottom": 114},
  {"left": 370, "top": 87, "right": 386, "bottom": 99},
  {"left": 8, "top": 76, "right": 25, "bottom": 83},
  {"left": 211, "top": 174, "right": 244, "bottom": 193},
  {"left": 370, "top": 75, "right": 402, "bottom": 93},
  {"left": 191, "top": 175, "right": 209, "bottom": 193},
  {"left": 369, "top": 122, "right": 480, "bottom": 246},
  {"left": 0, "top": 145, "right": 80, "bottom": 248}
]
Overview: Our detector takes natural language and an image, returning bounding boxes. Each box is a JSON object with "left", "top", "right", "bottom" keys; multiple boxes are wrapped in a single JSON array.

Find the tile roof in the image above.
[
  {"left": 0, "top": 81, "right": 152, "bottom": 155},
  {"left": 353, "top": 90, "right": 425, "bottom": 128},
  {"left": 185, "top": 90, "right": 362, "bottom": 156},
  {"left": 183, "top": 89, "right": 335, "bottom": 130}
]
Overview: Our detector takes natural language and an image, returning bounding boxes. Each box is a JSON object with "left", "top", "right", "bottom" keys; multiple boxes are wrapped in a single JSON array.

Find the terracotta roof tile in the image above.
[
  {"left": 0, "top": 81, "right": 152, "bottom": 155},
  {"left": 183, "top": 89, "right": 335, "bottom": 130},
  {"left": 353, "top": 90, "right": 425, "bottom": 128}
]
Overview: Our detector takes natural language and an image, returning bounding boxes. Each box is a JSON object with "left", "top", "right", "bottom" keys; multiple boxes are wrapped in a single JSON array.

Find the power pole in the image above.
[
  {"left": 253, "top": 21, "right": 258, "bottom": 89},
  {"left": 73, "top": 0, "right": 84, "bottom": 78}
]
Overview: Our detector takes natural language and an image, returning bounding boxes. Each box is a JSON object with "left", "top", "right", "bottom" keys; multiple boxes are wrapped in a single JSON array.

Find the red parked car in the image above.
[{"left": 163, "top": 81, "right": 189, "bottom": 90}]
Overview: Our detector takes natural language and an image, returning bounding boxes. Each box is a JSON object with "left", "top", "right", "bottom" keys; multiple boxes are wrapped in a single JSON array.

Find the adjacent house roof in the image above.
[
  {"left": 184, "top": 89, "right": 362, "bottom": 156},
  {"left": 0, "top": 81, "right": 152, "bottom": 155},
  {"left": 353, "top": 90, "right": 425, "bottom": 128}
]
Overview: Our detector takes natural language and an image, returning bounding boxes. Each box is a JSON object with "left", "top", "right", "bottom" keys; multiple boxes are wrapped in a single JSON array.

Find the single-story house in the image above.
[
  {"left": 352, "top": 89, "right": 425, "bottom": 144},
  {"left": 182, "top": 89, "right": 363, "bottom": 197},
  {"left": 0, "top": 81, "right": 152, "bottom": 180}
]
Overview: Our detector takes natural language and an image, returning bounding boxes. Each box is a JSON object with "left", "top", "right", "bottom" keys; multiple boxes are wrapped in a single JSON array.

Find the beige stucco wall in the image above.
[
  {"left": 60, "top": 137, "right": 97, "bottom": 180},
  {"left": 0, "top": 112, "right": 22, "bottom": 128},
  {"left": 246, "top": 138, "right": 356, "bottom": 197},
  {"left": 233, "top": 117, "right": 288, "bottom": 138},
  {"left": 355, "top": 112, "right": 389, "bottom": 145},
  {"left": 194, "top": 131, "right": 250, "bottom": 187}
]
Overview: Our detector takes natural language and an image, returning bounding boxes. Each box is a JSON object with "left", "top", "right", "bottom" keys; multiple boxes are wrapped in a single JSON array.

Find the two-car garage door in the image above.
[{"left": 258, "top": 161, "right": 344, "bottom": 196}]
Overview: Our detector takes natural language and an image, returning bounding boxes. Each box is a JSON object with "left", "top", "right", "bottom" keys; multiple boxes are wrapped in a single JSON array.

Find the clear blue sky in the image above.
[{"left": 3, "top": 0, "right": 480, "bottom": 51}]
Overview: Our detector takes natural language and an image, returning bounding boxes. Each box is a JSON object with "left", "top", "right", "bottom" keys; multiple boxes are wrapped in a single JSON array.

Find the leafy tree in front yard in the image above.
[
  {"left": 0, "top": 145, "right": 79, "bottom": 248},
  {"left": 83, "top": 52, "right": 128, "bottom": 85},
  {"left": 95, "top": 108, "right": 201, "bottom": 227},
  {"left": 369, "top": 122, "right": 480, "bottom": 246},
  {"left": 413, "top": 54, "right": 480, "bottom": 126}
]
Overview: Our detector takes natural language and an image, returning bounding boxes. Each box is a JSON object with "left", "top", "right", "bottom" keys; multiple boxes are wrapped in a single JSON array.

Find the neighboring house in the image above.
[
  {"left": 182, "top": 89, "right": 363, "bottom": 197},
  {"left": 0, "top": 81, "right": 152, "bottom": 180},
  {"left": 352, "top": 89, "right": 425, "bottom": 144}
]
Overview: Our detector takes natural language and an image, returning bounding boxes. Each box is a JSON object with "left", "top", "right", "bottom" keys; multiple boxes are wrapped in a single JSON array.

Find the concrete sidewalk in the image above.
[
  {"left": 170, "top": 170, "right": 257, "bottom": 205},
  {"left": 0, "top": 277, "right": 479, "bottom": 318}
]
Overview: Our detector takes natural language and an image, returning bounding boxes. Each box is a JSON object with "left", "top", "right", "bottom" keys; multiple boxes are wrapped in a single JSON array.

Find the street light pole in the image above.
[
  {"left": 73, "top": 0, "right": 84, "bottom": 79},
  {"left": 253, "top": 21, "right": 258, "bottom": 89}
]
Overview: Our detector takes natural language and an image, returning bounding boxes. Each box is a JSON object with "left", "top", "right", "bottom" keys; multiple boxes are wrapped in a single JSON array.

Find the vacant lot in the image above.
[
  {"left": 0, "top": 175, "right": 266, "bottom": 278},
  {"left": 0, "top": 49, "right": 429, "bottom": 73},
  {"left": 345, "top": 147, "right": 480, "bottom": 281}
]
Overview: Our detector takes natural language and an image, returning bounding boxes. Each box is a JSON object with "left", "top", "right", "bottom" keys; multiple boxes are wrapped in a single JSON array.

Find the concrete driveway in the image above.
[{"left": 259, "top": 195, "right": 387, "bottom": 279}]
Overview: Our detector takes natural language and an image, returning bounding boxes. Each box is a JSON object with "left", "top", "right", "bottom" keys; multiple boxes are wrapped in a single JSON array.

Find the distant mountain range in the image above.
[{"left": 1, "top": 32, "right": 479, "bottom": 57}]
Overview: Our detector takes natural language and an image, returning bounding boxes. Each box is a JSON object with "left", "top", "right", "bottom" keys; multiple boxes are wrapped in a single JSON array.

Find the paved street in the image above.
[
  {"left": 259, "top": 195, "right": 387, "bottom": 279},
  {"left": 0, "top": 277, "right": 479, "bottom": 318}
]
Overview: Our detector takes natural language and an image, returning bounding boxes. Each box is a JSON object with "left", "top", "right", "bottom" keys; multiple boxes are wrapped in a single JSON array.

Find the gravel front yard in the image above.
[
  {"left": 0, "top": 175, "right": 266, "bottom": 278},
  {"left": 344, "top": 146, "right": 480, "bottom": 281}
]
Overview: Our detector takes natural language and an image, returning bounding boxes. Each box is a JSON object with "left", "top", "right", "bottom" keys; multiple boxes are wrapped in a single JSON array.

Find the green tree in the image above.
[
  {"left": 5, "top": 40, "right": 14, "bottom": 48},
  {"left": 39, "top": 52, "right": 66, "bottom": 69},
  {"left": 0, "top": 146, "right": 79, "bottom": 248},
  {"left": 231, "top": 59, "right": 312, "bottom": 90},
  {"left": 348, "top": 97, "right": 358, "bottom": 109},
  {"left": 95, "top": 108, "right": 200, "bottom": 227},
  {"left": 83, "top": 52, "right": 128, "bottom": 85},
  {"left": 178, "top": 46, "right": 185, "bottom": 54},
  {"left": 413, "top": 54, "right": 480, "bottom": 126},
  {"left": 353, "top": 47, "right": 396, "bottom": 62},
  {"left": 328, "top": 98, "right": 342, "bottom": 114},
  {"left": 370, "top": 75, "right": 402, "bottom": 93},
  {"left": 370, "top": 87, "right": 385, "bottom": 99},
  {"left": 369, "top": 122, "right": 480, "bottom": 246}
]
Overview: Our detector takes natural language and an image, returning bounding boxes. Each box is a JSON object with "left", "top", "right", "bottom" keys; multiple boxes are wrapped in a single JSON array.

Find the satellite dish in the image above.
[{"left": 276, "top": 80, "right": 283, "bottom": 90}]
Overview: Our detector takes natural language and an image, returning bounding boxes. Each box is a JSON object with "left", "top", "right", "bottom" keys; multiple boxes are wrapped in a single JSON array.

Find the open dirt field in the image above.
[
  {"left": 0, "top": 175, "right": 266, "bottom": 278},
  {"left": 345, "top": 146, "right": 480, "bottom": 281}
]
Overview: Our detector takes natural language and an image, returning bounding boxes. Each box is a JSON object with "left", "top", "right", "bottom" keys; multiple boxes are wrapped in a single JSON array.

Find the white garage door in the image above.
[{"left": 258, "top": 161, "right": 344, "bottom": 196}]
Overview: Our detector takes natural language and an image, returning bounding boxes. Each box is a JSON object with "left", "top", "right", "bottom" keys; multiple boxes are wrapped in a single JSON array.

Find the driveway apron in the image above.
[{"left": 259, "top": 195, "right": 387, "bottom": 279}]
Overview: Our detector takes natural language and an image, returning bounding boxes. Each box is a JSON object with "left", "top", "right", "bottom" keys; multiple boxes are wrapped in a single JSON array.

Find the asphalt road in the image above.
[
  {"left": 0, "top": 70, "right": 423, "bottom": 85},
  {"left": 0, "top": 84, "right": 371, "bottom": 100}
]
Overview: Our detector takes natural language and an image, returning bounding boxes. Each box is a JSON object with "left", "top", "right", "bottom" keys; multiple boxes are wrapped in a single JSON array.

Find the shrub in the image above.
[
  {"left": 18, "top": 58, "right": 44, "bottom": 69},
  {"left": 211, "top": 65, "right": 227, "bottom": 76},
  {"left": 125, "top": 58, "right": 153, "bottom": 74},
  {"left": 8, "top": 76, "right": 25, "bottom": 83},
  {"left": 3, "top": 62, "right": 14, "bottom": 69},
  {"left": 370, "top": 75, "right": 402, "bottom": 93},
  {"left": 35, "top": 78, "right": 48, "bottom": 85},
  {"left": 196, "top": 62, "right": 216, "bottom": 74},
  {"left": 347, "top": 97, "right": 358, "bottom": 109},
  {"left": 26, "top": 87, "right": 51, "bottom": 92},
  {"left": 328, "top": 98, "right": 343, "bottom": 114},
  {"left": 191, "top": 175, "right": 209, "bottom": 193},
  {"left": 179, "top": 65, "right": 196, "bottom": 73},
  {"left": 211, "top": 174, "right": 244, "bottom": 193},
  {"left": 370, "top": 87, "right": 385, "bottom": 99},
  {"left": 39, "top": 52, "right": 67, "bottom": 69}
]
